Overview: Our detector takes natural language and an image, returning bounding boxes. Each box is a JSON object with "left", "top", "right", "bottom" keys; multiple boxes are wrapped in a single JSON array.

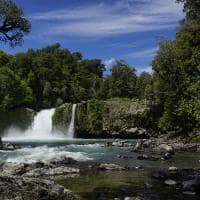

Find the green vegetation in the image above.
[
  {"left": 150, "top": 0, "right": 200, "bottom": 138},
  {"left": 0, "top": 0, "right": 31, "bottom": 47}
]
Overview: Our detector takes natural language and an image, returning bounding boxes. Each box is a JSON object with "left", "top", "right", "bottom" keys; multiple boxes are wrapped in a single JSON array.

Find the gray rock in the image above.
[
  {"left": 164, "top": 179, "right": 177, "bottom": 186},
  {"left": 25, "top": 166, "right": 80, "bottom": 177},
  {"left": 157, "top": 144, "right": 174, "bottom": 154},
  {"left": 0, "top": 175, "right": 82, "bottom": 200},
  {"left": 169, "top": 166, "right": 178, "bottom": 171},
  {"left": 132, "top": 140, "right": 143, "bottom": 152},
  {"left": 99, "top": 163, "right": 125, "bottom": 171}
]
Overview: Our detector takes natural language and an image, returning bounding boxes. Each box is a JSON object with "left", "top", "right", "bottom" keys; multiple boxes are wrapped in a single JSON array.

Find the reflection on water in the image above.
[{"left": 56, "top": 170, "right": 200, "bottom": 200}]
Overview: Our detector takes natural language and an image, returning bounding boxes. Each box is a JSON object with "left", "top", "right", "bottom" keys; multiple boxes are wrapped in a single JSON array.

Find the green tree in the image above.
[
  {"left": 136, "top": 71, "right": 152, "bottom": 99},
  {"left": 0, "top": 0, "right": 31, "bottom": 47},
  {"left": 109, "top": 60, "right": 137, "bottom": 98},
  {"left": 0, "top": 67, "right": 33, "bottom": 110}
]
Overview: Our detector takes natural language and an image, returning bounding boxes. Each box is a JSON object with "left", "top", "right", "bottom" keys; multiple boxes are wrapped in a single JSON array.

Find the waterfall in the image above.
[
  {"left": 67, "top": 104, "right": 76, "bottom": 139},
  {"left": 25, "top": 108, "right": 55, "bottom": 139}
]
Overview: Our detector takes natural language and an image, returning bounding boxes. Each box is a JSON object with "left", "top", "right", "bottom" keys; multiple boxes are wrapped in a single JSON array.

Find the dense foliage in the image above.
[
  {"left": 0, "top": 0, "right": 31, "bottom": 47},
  {"left": 150, "top": 0, "right": 200, "bottom": 138}
]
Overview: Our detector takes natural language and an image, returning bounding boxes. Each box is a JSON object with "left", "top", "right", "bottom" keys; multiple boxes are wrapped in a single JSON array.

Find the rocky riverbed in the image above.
[{"left": 0, "top": 138, "right": 200, "bottom": 199}]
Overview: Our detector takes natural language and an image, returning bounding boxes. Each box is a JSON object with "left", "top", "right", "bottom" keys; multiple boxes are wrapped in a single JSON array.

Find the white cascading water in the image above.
[
  {"left": 25, "top": 108, "right": 55, "bottom": 139},
  {"left": 67, "top": 104, "right": 76, "bottom": 139},
  {"left": 3, "top": 108, "right": 57, "bottom": 141}
]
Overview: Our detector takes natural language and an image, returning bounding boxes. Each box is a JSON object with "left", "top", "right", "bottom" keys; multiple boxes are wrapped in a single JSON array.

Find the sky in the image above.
[{"left": 1, "top": 0, "right": 184, "bottom": 74}]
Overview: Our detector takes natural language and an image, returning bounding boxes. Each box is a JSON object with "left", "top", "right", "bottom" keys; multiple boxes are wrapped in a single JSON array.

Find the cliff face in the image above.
[
  {"left": 0, "top": 108, "right": 35, "bottom": 135},
  {"left": 52, "top": 103, "right": 73, "bottom": 134},
  {"left": 53, "top": 98, "right": 154, "bottom": 138}
]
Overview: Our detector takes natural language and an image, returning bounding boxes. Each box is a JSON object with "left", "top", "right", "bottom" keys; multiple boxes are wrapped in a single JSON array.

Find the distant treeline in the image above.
[{"left": 0, "top": 43, "right": 152, "bottom": 109}]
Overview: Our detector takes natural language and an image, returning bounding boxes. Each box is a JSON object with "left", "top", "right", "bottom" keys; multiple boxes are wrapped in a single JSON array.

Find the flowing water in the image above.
[{"left": 67, "top": 104, "right": 76, "bottom": 139}]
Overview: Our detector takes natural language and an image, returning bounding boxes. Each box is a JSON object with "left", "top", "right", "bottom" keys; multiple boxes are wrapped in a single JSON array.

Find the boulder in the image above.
[
  {"left": 99, "top": 163, "right": 125, "bottom": 171},
  {"left": 157, "top": 144, "right": 174, "bottom": 154},
  {"left": 2, "top": 142, "right": 19, "bottom": 151},
  {"left": 164, "top": 179, "right": 177, "bottom": 186}
]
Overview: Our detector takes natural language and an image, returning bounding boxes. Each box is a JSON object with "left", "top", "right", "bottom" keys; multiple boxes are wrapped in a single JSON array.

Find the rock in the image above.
[
  {"left": 169, "top": 166, "right": 178, "bottom": 171},
  {"left": 132, "top": 140, "right": 143, "bottom": 152},
  {"left": 126, "top": 128, "right": 147, "bottom": 137},
  {"left": 182, "top": 176, "right": 200, "bottom": 192},
  {"left": 50, "top": 156, "right": 78, "bottom": 166},
  {"left": 157, "top": 144, "right": 174, "bottom": 154},
  {"left": 99, "top": 163, "right": 125, "bottom": 171},
  {"left": 0, "top": 176, "right": 82, "bottom": 200},
  {"left": 137, "top": 154, "right": 149, "bottom": 160},
  {"left": 1, "top": 142, "right": 20, "bottom": 151},
  {"left": 161, "top": 153, "right": 172, "bottom": 160},
  {"left": 25, "top": 166, "right": 80, "bottom": 178},
  {"left": 182, "top": 191, "right": 196, "bottom": 196},
  {"left": 137, "top": 154, "right": 159, "bottom": 161},
  {"left": 124, "top": 197, "right": 135, "bottom": 200},
  {"left": 164, "top": 179, "right": 177, "bottom": 186}
]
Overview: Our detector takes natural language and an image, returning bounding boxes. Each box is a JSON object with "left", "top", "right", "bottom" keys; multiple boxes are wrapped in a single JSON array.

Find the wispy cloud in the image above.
[
  {"left": 125, "top": 47, "right": 158, "bottom": 59},
  {"left": 31, "top": 0, "right": 184, "bottom": 37},
  {"left": 137, "top": 66, "right": 153, "bottom": 75}
]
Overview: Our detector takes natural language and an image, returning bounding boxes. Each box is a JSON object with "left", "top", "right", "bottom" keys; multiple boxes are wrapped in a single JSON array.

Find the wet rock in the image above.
[
  {"left": 157, "top": 144, "right": 174, "bottom": 154},
  {"left": 137, "top": 154, "right": 159, "bottom": 161},
  {"left": 164, "top": 179, "right": 177, "bottom": 186},
  {"left": 161, "top": 153, "right": 172, "bottom": 160},
  {"left": 169, "top": 166, "right": 178, "bottom": 171},
  {"left": 49, "top": 156, "right": 78, "bottom": 166},
  {"left": 99, "top": 163, "right": 125, "bottom": 171},
  {"left": 0, "top": 142, "right": 20, "bottom": 151},
  {"left": 182, "top": 176, "right": 200, "bottom": 192}
]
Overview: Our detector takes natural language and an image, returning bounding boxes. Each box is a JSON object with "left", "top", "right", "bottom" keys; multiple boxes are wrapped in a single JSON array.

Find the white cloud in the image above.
[
  {"left": 125, "top": 47, "right": 158, "bottom": 59},
  {"left": 137, "top": 66, "right": 153, "bottom": 75},
  {"left": 103, "top": 58, "right": 116, "bottom": 75},
  {"left": 31, "top": 0, "right": 184, "bottom": 37},
  {"left": 103, "top": 58, "right": 116, "bottom": 68}
]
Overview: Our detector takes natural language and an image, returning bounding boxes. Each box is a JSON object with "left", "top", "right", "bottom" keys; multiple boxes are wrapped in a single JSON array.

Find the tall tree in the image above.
[
  {"left": 0, "top": 0, "right": 31, "bottom": 47},
  {"left": 109, "top": 60, "right": 137, "bottom": 98}
]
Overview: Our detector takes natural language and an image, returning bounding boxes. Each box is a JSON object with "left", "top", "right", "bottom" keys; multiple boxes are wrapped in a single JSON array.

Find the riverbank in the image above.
[{"left": 0, "top": 138, "right": 200, "bottom": 199}]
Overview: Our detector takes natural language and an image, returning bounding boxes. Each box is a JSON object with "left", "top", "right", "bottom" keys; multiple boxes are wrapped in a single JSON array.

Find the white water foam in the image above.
[
  {"left": 3, "top": 108, "right": 67, "bottom": 141},
  {"left": 4, "top": 146, "right": 92, "bottom": 163}
]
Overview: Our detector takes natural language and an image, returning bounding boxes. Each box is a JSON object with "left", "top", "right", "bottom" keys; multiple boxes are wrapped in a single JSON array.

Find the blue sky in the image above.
[{"left": 1, "top": 0, "right": 184, "bottom": 74}]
